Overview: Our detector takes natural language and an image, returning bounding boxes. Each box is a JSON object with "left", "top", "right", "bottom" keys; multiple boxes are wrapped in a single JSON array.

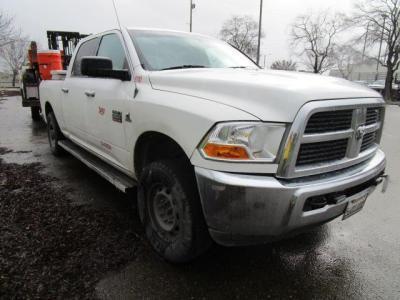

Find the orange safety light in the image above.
[{"left": 203, "top": 143, "right": 250, "bottom": 160}]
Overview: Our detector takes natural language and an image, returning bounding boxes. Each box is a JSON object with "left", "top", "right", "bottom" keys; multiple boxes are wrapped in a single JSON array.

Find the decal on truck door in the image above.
[
  {"left": 125, "top": 113, "right": 132, "bottom": 123},
  {"left": 101, "top": 141, "right": 112, "bottom": 151},
  {"left": 134, "top": 75, "right": 143, "bottom": 83},
  {"left": 112, "top": 110, "right": 122, "bottom": 123},
  {"left": 98, "top": 106, "right": 106, "bottom": 116}
]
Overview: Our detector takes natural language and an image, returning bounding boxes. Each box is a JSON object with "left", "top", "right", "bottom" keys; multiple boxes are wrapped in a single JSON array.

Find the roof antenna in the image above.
[
  {"left": 111, "top": 0, "right": 138, "bottom": 98},
  {"left": 112, "top": 0, "right": 122, "bottom": 31}
]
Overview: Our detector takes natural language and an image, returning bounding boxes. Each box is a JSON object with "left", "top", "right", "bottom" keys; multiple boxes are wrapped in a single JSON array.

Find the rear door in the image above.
[
  {"left": 84, "top": 32, "right": 134, "bottom": 169},
  {"left": 61, "top": 37, "right": 100, "bottom": 142}
]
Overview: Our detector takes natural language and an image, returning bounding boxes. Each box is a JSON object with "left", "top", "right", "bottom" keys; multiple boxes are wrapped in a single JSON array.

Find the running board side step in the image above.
[{"left": 58, "top": 140, "right": 136, "bottom": 193}]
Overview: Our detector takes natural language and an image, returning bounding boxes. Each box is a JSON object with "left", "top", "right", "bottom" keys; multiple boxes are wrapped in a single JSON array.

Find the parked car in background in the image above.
[
  {"left": 39, "top": 28, "right": 388, "bottom": 263},
  {"left": 368, "top": 80, "right": 385, "bottom": 94},
  {"left": 353, "top": 80, "right": 369, "bottom": 87},
  {"left": 368, "top": 79, "right": 399, "bottom": 98}
]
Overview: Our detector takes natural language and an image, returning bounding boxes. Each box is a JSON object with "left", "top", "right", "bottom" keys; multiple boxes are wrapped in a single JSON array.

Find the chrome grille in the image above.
[
  {"left": 296, "top": 139, "right": 348, "bottom": 166},
  {"left": 304, "top": 110, "right": 353, "bottom": 134},
  {"left": 366, "top": 107, "right": 380, "bottom": 125},
  {"left": 277, "top": 99, "right": 385, "bottom": 179},
  {"left": 361, "top": 131, "right": 377, "bottom": 152}
]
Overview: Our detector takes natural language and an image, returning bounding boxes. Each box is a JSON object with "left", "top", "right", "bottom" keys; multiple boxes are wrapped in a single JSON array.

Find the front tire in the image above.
[
  {"left": 31, "top": 107, "right": 41, "bottom": 121},
  {"left": 47, "top": 111, "right": 64, "bottom": 156},
  {"left": 138, "top": 160, "right": 212, "bottom": 263}
]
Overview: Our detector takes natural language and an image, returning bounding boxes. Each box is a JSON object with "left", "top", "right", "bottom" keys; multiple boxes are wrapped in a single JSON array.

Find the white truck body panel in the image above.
[{"left": 149, "top": 68, "right": 381, "bottom": 122}]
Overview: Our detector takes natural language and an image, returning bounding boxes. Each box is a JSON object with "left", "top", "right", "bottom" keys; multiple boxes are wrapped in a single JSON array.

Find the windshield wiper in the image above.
[{"left": 161, "top": 65, "right": 206, "bottom": 71}]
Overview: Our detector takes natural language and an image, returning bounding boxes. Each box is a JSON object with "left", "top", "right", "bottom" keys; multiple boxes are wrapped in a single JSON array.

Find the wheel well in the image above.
[
  {"left": 134, "top": 132, "right": 190, "bottom": 177},
  {"left": 45, "top": 102, "right": 53, "bottom": 117}
]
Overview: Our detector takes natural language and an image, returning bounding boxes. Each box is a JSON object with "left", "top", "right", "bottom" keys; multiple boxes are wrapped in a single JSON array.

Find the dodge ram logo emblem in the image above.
[{"left": 355, "top": 125, "right": 366, "bottom": 140}]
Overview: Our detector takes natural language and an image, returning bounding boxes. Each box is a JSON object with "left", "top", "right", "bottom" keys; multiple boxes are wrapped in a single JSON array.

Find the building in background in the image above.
[{"left": 330, "top": 62, "right": 399, "bottom": 84}]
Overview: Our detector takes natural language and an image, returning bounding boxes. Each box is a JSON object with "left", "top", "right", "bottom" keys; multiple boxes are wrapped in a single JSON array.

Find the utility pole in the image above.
[
  {"left": 376, "top": 14, "right": 387, "bottom": 80},
  {"left": 256, "top": 0, "right": 263, "bottom": 65},
  {"left": 190, "top": 0, "right": 195, "bottom": 32}
]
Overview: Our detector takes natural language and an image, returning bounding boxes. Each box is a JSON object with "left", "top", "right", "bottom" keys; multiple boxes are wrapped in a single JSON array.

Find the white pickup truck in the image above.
[{"left": 40, "top": 28, "right": 387, "bottom": 263}]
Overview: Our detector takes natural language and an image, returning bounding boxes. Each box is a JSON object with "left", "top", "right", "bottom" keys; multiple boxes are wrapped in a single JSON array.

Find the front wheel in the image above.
[
  {"left": 31, "top": 107, "right": 41, "bottom": 121},
  {"left": 47, "top": 111, "right": 64, "bottom": 156},
  {"left": 138, "top": 160, "right": 212, "bottom": 263}
]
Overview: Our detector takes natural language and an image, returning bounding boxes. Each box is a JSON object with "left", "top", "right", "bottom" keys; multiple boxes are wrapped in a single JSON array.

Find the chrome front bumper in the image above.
[{"left": 195, "top": 150, "right": 386, "bottom": 246}]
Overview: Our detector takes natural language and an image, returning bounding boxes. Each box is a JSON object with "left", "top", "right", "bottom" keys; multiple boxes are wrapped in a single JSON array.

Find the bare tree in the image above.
[
  {"left": 1, "top": 37, "right": 28, "bottom": 86},
  {"left": 270, "top": 59, "right": 297, "bottom": 71},
  {"left": 350, "top": 0, "right": 400, "bottom": 100},
  {"left": 333, "top": 45, "right": 362, "bottom": 79},
  {"left": 290, "top": 11, "right": 345, "bottom": 74},
  {"left": 220, "top": 15, "right": 264, "bottom": 61},
  {"left": 0, "top": 11, "right": 17, "bottom": 48}
]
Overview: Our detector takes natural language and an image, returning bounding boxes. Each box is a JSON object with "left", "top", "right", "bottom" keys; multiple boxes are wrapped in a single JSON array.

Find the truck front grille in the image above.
[
  {"left": 304, "top": 110, "right": 353, "bottom": 134},
  {"left": 366, "top": 107, "right": 381, "bottom": 125},
  {"left": 295, "top": 107, "right": 383, "bottom": 169},
  {"left": 296, "top": 139, "right": 348, "bottom": 166},
  {"left": 361, "top": 131, "right": 377, "bottom": 152},
  {"left": 278, "top": 101, "right": 385, "bottom": 178}
]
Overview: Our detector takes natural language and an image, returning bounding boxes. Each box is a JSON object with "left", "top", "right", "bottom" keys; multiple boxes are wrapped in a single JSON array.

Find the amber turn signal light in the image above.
[{"left": 203, "top": 143, "right": 250, "bottom": 160}]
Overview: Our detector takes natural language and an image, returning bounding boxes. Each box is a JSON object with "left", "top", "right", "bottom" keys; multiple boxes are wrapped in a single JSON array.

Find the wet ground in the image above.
[{"left": 0, "top": 95, "right": 399, "bottom": 299}]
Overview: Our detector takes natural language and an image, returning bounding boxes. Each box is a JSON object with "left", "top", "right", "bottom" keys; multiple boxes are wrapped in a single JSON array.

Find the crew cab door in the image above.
[
  {"left": 61, "top": 37, "right": 100, "bottom": 142},
  {"left": 84, "top": 33, "right": 134, "bottom": 168}
]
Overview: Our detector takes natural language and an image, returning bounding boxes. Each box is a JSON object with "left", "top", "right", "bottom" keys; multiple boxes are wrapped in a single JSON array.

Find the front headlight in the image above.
[{"left": 200, "top": 122, "right": 287, "bottom": 162}]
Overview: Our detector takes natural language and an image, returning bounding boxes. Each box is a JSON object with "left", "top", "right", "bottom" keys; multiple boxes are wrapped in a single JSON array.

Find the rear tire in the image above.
[
  {"left": 31, "top": 107, "right": 41, "bottom": 121},
  {"left": 47, "top": 111, "right": 64, "bottom": 156},
  {"left": 138, "top": 159, "right": 212, "bottom": 263}
]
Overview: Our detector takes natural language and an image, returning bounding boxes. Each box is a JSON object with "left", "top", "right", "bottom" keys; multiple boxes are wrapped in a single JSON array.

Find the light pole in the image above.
[
  {"left": 190, "top": 0, "right": 196, "bottom": 32},
  {"left": 256, "top": 0, "right": 263, "bottom": 65},
  {"left": 376, "top": 14, "right": 387, "bottom": 80}
]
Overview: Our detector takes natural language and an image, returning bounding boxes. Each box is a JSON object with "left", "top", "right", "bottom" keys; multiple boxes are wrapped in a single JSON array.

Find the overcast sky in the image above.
[{"left": 3, "top": 0, "right": 356, "bottom": 67}]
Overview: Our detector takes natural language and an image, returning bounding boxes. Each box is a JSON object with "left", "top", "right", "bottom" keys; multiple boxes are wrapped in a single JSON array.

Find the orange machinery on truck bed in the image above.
[{"left": 21, "top": 31, "right": 88, "bottom": 121}]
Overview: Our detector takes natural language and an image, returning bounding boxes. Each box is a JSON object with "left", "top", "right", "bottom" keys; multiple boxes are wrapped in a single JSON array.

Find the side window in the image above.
[
  {"left": 97, "top": 34, "right": 128, "bottom": 70},
  {"left": 72, "top": 37, "right": 100, "bottom": 76}
]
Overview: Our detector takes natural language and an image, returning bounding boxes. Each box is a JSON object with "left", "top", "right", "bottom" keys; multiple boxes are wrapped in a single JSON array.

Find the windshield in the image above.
[{"left": 129, "top": 30, "right": 258, "bottom": 71}]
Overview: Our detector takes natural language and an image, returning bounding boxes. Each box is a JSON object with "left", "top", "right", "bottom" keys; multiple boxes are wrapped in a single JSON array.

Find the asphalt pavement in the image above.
[{"left": 0, "top": 95, "right": 399, "bottom": 299}]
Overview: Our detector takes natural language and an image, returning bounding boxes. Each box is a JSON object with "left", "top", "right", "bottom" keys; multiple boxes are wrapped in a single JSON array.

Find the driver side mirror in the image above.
[{"left": 80, "top": 56, "right": 131, "bottom": 81}]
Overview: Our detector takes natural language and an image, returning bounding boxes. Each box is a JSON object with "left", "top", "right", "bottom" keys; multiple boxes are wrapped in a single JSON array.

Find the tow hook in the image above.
[{"left": 375, "top": 174, "right": 389, "bottom": 193}]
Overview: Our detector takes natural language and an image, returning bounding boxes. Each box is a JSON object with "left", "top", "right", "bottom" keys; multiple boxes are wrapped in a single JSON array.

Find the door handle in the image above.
[
  {"left": 84, "top": 90, "right": 95, "bottom": 98},
  {"left": 61, "top": 88, "right": 69, "bottom": 93}
]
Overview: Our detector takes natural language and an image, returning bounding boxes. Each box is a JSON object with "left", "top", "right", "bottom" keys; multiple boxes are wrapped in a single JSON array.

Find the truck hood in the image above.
[{"left": 149, "top": 68, "right": 381, "bottom": 122}]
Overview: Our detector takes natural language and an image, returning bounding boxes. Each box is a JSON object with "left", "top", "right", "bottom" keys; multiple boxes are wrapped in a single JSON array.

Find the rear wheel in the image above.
[
  {"left": 31, "top": 107, "right": 41, "bottom": 121},
  {"left": 47, "top": 111, "right": 64, "bottom": 156},
  {"left": 138, "top": 159, "right": 212, "bottom": 263}
]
